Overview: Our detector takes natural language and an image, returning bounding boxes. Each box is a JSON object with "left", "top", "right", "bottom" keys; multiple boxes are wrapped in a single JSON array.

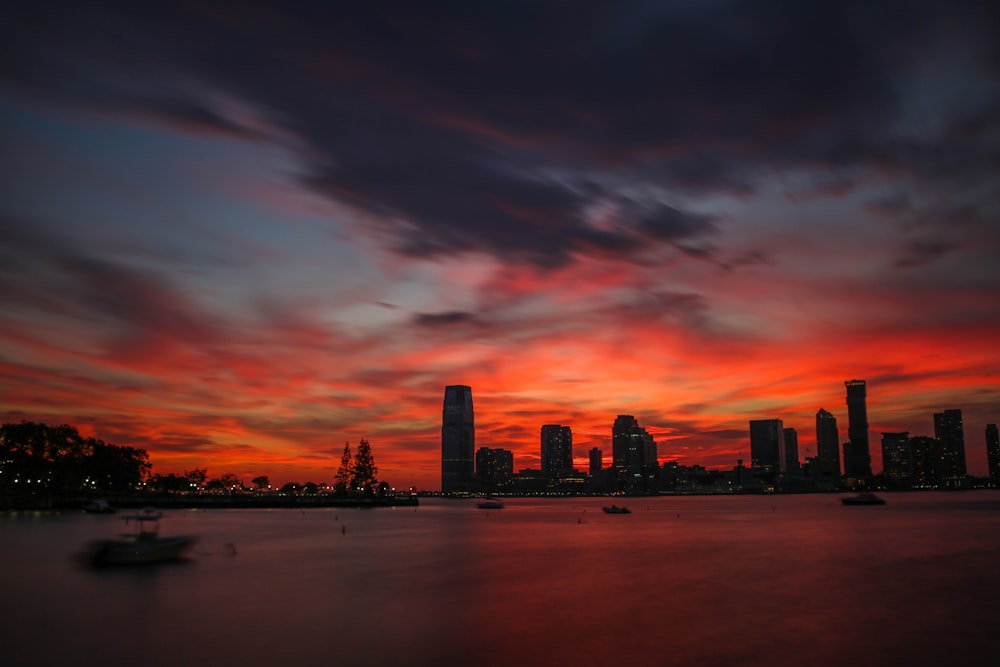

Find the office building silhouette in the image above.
[
  {"left": 815, "top": 408, "right": 841, "bottom": 479},
  {"left": 441, "top": 385, "right": 475, "bottom": 493},
  {"left": 881, "top": 432, "right": 913, "bottom": 489},
  {"left": 987, "top": 424, "right": 1000, "bottom": 484},
  {"left": 844, "top": 380, "right": 873, "bottom": 478},
  {"left": 933, "top": 409, "right": 967, "bottom": 487},
  {"left": 589, "top": 447, "right": 603, "bottom": 477},
  {"left": 750, "top": 419, "right": 785, "bottom": 474},
  {"left": 476, "top": 447, "right": 513, "bottom": 492},
  {"left": 540, "top": 424, "right": 573, "bottom": 479},
  {"left": 612, "top": 415, "right": 655, "bottom": 492},
  {"left": 783, "top": 427, "right": 800, "bottom": 473}
]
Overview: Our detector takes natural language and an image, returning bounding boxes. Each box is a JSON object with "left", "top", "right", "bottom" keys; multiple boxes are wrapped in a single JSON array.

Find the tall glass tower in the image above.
[
  {"left": 844, "top": 380, "right": 872, "bottom": 478},
  {"left": 441, "top": 385, "right": 475, "bottom": 493}
]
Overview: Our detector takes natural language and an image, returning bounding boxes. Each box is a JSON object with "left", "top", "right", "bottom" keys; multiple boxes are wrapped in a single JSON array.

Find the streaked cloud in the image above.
[{"left": 1, "top": 0, "right": 998, "bottom": 487}]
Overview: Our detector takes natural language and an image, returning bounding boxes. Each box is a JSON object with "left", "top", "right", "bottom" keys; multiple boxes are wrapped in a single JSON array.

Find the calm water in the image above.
[{"left": 3, "top": 492, "right": 1000, "bottom": 666}]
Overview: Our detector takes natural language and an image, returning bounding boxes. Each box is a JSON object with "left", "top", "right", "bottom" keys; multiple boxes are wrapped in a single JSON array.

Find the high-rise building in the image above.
[
  {"left": 441, "top": 385, "right": 475, "bottom": 493},
  {"left": 910, "top": 435, "right": 937, "bottom": 488},
  {"left": 541, "top": 424, "right": 573, "bottom": 479},
  {"left": 612, "top": 415, "right": 656, "bottom": 492},
  {"left": 815, "top": 408, "right": 841, "bottom": 479},
  {"left": 844, "top": 380, "right": 873, "bottom": 478},
  {"left": 881, "top": 432, "right": 913, "bottom": 489},
  {"left": 783, "top": 427, "right": 800, "bottom": 473},
  {"left": 476, "top": 447, "right": 513, "bottom": 492},
  {"left": 644, "top": 435, "right": 658, "bottom": 470},
  {"left": 934, "top": 409, "right": 967, "bottom": 486},
  {"left": 749, "top": 419, "right": 785, "bottom": 474},
  {"left": 589, "top": 447, "right": 603, "bottom": 477},
  {"left": 987, "top": 424, "right": 1000, "bottom": 484}
]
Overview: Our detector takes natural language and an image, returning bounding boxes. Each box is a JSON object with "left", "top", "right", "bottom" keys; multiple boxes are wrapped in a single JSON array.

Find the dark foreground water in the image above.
[{"left": 3, "top": 492, "right": 1000, "bottom": 667}]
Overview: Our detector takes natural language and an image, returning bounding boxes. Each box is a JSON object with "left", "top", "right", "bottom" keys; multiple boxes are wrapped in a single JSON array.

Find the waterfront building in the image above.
[
  {"left": 933, "top": 409, "right": 967, "bottom": 487},
  {"left": 589, "top": 447, "right": 602, "bottom": 477},
  {"left": 749, "top": 419, "right": 785, "bottom": 475},
  {"left": 815, "top": 408, "right": 841, "bottom": 480},
  {"left": 541, "top": 424, "right": 573, "bottom": 479},
  {"left": 910, "top": 435, "right": 937, "bottom": 488},
  {"left": 881, "top": 432, "right": 913, "bottom": 489},
  {"left": 987, "top": 424, "right": 1000, "bottom": 484},
  {"left": 844, "top": 380, "right": 873, "bottom": 478},
  {"left": 612, "top": 415, "right": 656, "bottom": 493},
  {"left": 441, "top": 385, "right": 475, "bottom": 493},
  {"left": 476, "top": 447, "right": 513, "bottom": 492},
  {"left": 783, "top": 427, "right": 800, "bottom": 473}
]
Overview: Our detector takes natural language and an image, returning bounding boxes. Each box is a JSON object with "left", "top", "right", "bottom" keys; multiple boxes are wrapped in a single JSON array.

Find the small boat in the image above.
[
  {"left": 477, "top": 499, "right": 505, "bottom": 509},
  {"left": 841, "top": 493, "right": 886, "bottom": 506},
  {"left": 83, "top": 498, "right": 116, "bottom": 514},
  {"left": 602, "top": 504, "right": 631, "bottom": 514},
  {"left": 83, "top": 507, "right": 196, "bottom": 567}
]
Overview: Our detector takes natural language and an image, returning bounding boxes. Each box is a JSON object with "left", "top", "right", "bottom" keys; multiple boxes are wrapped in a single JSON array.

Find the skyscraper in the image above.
[
  {"left": 612, "top": 415, "right": 655, "bottom": 492},
  {"left": 589, "top": 447, "right": 603, "bottom": 477},
  {"left": 933, "top": 409, "right": 967, "bottom": 486},
  {"left": 881, "top": 432, "right": 913, "bottom": 489},
  {"left": 987, "top": 424, "right": 1000, "bottom": 484},
  {"left": 541, "top": 424, "right": 573, "bottom": 479},
  {"left": 815, "top": 408, "right": 841, "bottom": 479},
  {"left": 910, "top": 435, "right": 937, "bottom": 488},
  {"left": 783, "top": 427, "right": 800, "bottom": 473},
  {"left": 844, "top": 380, "right": 872, "bottom": 478},
  {"left": 749, "top": 419, "right": 785, "bottom": 474},
  {"left": 441, "top": 385, "right": 475, "bottom": 493}
]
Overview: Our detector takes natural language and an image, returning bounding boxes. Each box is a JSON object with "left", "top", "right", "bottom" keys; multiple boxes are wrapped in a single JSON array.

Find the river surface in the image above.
[{"left": 3, "top": 492, "right": 1000, "bottom": 666}]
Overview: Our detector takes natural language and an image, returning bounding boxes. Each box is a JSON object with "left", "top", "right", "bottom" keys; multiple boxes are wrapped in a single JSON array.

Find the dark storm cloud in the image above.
[
  {"left": 892, "top": 238, "right": 960, "bottom": 269},
  {"left": 413, "top": 311, "right": 484, "bottom": 328},
  {"left": 630, "top": 201, "right": 717, "bottom": 243},
  {"left": 3, "top": 0, "right": 998, "bottom": 267}
]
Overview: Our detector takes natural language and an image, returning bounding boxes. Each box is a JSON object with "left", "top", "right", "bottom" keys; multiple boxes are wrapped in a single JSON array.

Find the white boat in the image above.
[
  {"left": 602, "top": 504, "right": 631, "bottom": 514},
  {"left": 84, "top": 508, "right": 196, "bottom": 567}
]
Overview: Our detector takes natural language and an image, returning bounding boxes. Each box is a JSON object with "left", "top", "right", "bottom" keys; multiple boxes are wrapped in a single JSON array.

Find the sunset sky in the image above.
[{"left": 2, "top": 0, "right": 998, "bottom": 489}]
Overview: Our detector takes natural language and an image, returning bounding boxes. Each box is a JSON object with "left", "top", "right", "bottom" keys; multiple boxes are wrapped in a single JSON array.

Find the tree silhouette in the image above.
[
  {"left": 0, "top": 421, "right": 149, "bottom": 495},
  {"left": 206, "top": 473, "right": 241, "bottom": 494},
  {"left": 334, "top": 441, "right": 353, "bottom": 495},
  {"left": 186, "top": 468, "right": 207, "bottom": 491},
  {"left": 351, "top": 438, "right": 378, "bottom": 496},
  {"left": 252, "top": 475, "right": 270, "bottom": 492}
]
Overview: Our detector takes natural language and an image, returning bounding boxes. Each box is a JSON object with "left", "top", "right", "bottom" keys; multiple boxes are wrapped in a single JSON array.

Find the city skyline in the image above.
[{"left": 2, "top": 2, "right": 998, "bottom": 489}]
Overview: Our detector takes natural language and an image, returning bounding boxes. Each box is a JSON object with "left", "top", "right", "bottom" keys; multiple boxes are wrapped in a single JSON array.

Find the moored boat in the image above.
[
  {"left": 841, "top": 492, "right": 886, "bottom": 506},
  {"left": 602, "top": 504, "right": 631, "bottom": 514},
  {"left": 83, "top": 507, "right": 196, "bottom": 567},
  {"left": 477, "top": 499, "right": 505, "bottom": 509},
  {"left": 83, "top": 498, "right": 116, "bottom": 514}
]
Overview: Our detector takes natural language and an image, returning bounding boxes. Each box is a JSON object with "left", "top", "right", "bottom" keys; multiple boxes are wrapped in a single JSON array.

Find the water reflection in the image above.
[{"left": 2, "top": 494, "right": 1000, "bottom": 666}]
